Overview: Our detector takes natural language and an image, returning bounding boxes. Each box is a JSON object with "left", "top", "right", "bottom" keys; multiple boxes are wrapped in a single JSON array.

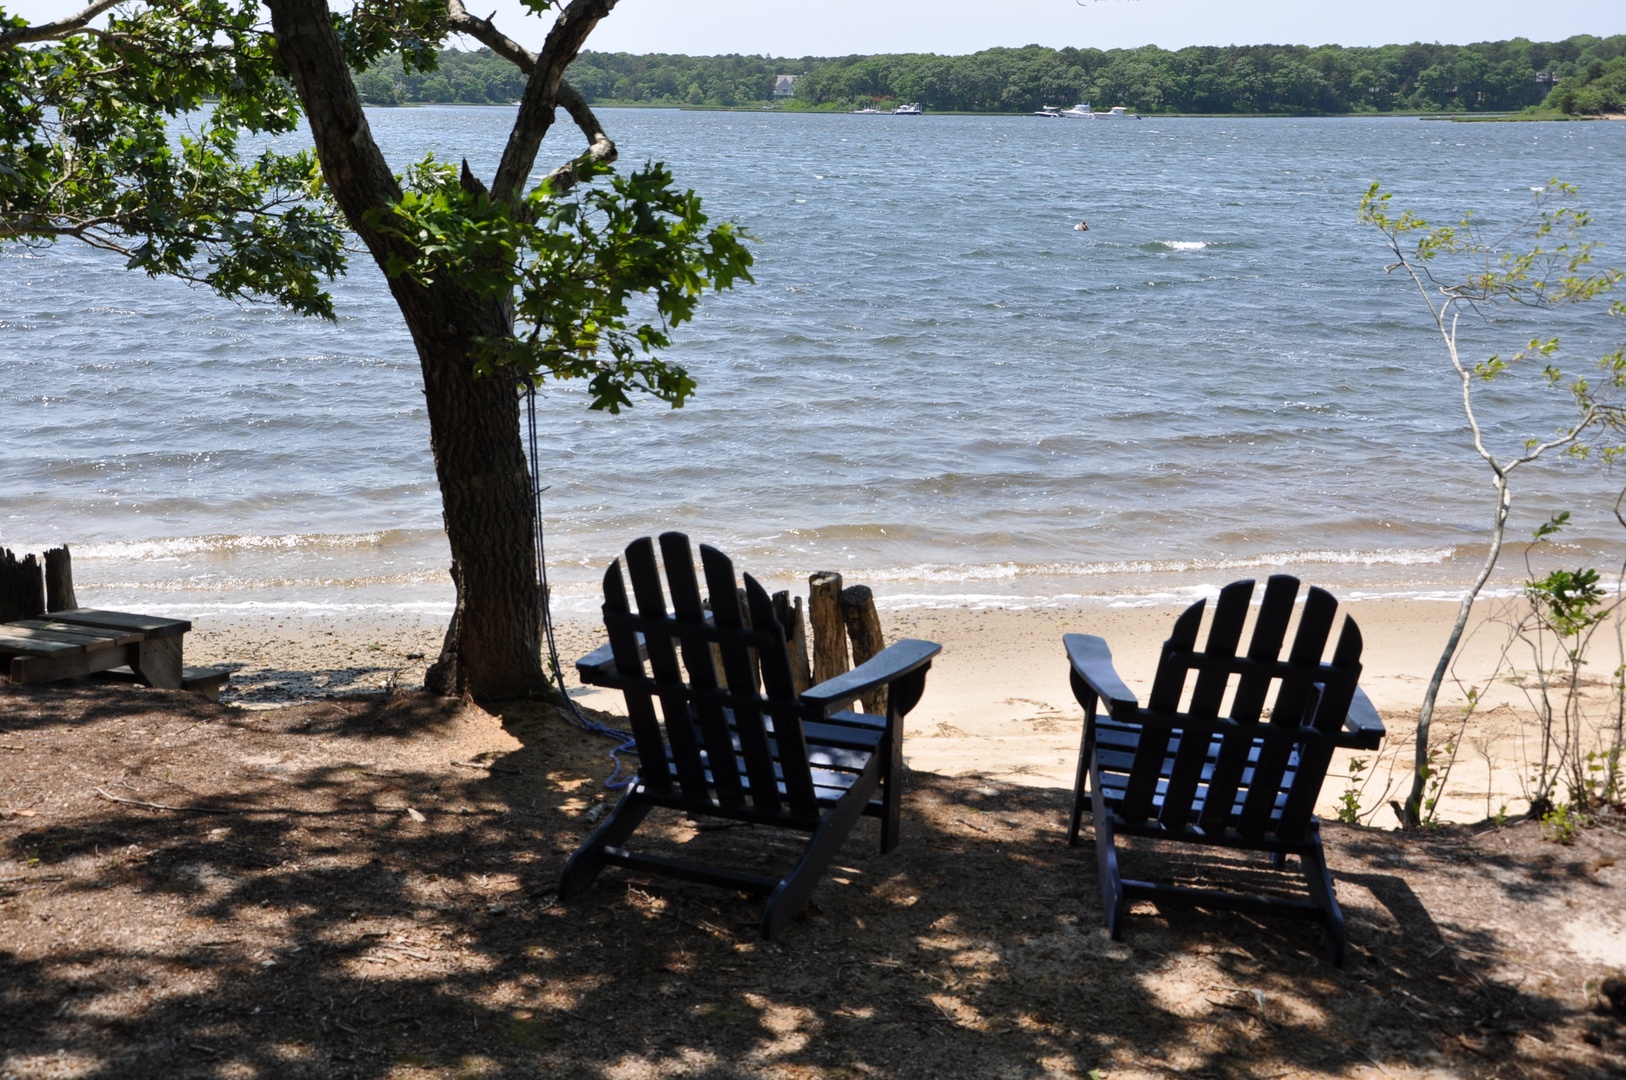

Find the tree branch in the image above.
[
  {"left": 265, "top": 0, "right": 403, "bottom": 263},
  {"left": 0, "top": 0, "right": 121, "bottom": 50},
  {"left": 490, "top": 0, "right": 616, "bottom": 205}
]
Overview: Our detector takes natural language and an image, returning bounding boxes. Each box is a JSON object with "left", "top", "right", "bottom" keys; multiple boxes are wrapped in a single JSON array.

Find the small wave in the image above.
[
  {"left": 73, "top": 531, "right": 412, "bottom": 560},
  {"left": 854, "top": 548, "right": 1456, "bottom": 584},
  {"left": 1155, "top": 240, "right": 1208, "bottom": 251}
]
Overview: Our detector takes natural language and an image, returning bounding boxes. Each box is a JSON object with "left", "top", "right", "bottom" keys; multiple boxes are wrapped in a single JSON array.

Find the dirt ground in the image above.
[{"left": 3, "top": 682, "right": 1625, "bottom": 1079}]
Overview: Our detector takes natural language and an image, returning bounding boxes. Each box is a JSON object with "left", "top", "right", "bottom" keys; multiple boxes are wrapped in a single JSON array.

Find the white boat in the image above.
[
  {"left": 891, "top": 102, "right": 925, "bottom": 115},
  {"left": 852, "top": 107, "right": 879, "bottom": 114},
  {"left": 1062, "top": 102, "right": 1136, "bottom": 119},
  {"left": 1033, "top": 105, "right": 1064, "bottom": 118}
]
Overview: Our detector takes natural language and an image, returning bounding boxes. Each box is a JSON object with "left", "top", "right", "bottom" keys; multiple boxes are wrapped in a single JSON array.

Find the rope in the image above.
[{"left": 521, "top": 375, "right": 637, "bottom": 789}]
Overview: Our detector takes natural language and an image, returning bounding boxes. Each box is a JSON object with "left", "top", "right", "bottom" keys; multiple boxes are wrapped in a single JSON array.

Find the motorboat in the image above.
[
  {"left": 1033, "top": 105, "right": 1064, "bottom": 118},
  {"left": 852, "top": 107, "right": 879, "bottom": 114},
  {"left": 1062, "top": 102, "right": 1136, "bottom": 118},
  {"left": 891, "top": 102, "right": 925, "bottom": 115}
]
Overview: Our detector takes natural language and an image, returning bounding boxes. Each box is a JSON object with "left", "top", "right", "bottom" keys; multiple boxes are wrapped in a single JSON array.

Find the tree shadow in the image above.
[{"left": 1, "top": 684, "right": 1619, "bottom": 1078}]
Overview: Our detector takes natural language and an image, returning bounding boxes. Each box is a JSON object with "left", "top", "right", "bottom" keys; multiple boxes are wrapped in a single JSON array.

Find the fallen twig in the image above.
[{"left": 94, "top": 787, "right": 234, "bottom": 814}]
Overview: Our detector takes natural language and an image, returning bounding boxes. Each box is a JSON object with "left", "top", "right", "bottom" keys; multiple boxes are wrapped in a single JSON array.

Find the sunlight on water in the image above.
[{"left": 4, "top": 112, "right": 1626, "bottom": 612}]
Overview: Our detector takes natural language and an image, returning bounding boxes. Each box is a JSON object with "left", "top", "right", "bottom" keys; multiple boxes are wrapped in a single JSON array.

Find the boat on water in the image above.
[
  {"left": 891, "top": 102, "right": 925, "bottom": 115},
  {"left": 1061, "top": 102, "right": 1137, "bottom": 118},
  {"left": 1033, "top": 105, "right": 1064, "bottom": 118},
  {"left": 852, "top": 107, "right": 880, "bottom": 114}
]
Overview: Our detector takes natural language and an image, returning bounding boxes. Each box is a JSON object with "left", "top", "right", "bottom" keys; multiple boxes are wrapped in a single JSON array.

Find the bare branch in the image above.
[
  {"left": 491, "top": 0, "right": 616, "bottom": 205},
  {"left": 444, "top": 0, "right": 616, "bottom": 197},
  {"left": 446, "top": 0, "right": 532, "bottom": 70},
  {"left": 0, "top": 0, "right": 122, "bottom": 50}
]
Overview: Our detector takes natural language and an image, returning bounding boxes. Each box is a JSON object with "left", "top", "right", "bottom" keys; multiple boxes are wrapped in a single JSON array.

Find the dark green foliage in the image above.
[
  {"left": 358, "top": 35, "right": 1626, "bottom": 114},
  {"left": 1542, "top": 54, "right": 1626, "bottom": 115},
  {"left": 1, "top": 0, "right": 348, "bottom": 317},
  {"left": 371, "top": 156, "right": 752, "bottom": 412}
]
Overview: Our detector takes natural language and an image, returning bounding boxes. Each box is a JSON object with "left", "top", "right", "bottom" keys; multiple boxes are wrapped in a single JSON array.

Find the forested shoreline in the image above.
[{"left": 354, "top": 35, "right": 1626, "bottom": 116}]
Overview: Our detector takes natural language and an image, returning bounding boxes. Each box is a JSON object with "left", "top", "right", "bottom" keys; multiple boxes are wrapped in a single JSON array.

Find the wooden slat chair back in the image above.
[
  {"left": 561, "top": 533, "right": 941, "bottom": 939},
  {"left": 1065, "top": 575, "right": 1385, "bottom": 965}
]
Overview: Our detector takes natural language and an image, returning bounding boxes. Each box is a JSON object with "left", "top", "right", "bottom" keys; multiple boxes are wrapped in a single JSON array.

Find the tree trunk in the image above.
[
  {"left": 409, "top": 310, "right": 547, "bottom": 701},
  {"left": 268, "top": 0, "right": 549, "bottom": 701}
]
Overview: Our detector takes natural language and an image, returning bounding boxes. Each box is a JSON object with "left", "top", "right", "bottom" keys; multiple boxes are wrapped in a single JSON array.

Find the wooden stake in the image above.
[
  {"left": 808, "top": 572, "right": 849, "bottom": 686},
  {"left": 773, "top": 591, "right": 812, "bottom": 695},
  {"left": 840, "top": 584, "right": 887, "bottom": 714},
  {"left": 44, "top": 546, "right": 78, "bottom": 613},
  {"left": 0, "top": 548, "right": 44, "bottom": 625}
]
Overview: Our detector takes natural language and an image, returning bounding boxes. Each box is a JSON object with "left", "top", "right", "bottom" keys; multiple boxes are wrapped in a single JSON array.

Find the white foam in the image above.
[
  {"left": 73, "top": 532, "right": 392, "bottom": 560},
  {"left": 1158, "top": 240, "right": 1208, "bottom": 251}
]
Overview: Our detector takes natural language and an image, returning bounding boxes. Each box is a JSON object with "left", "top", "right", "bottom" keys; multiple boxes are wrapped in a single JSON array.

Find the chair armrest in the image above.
[
  {"left": 802, "top": 638, "right": 942, "bottom": 714},
  {"left": 1064, "top": 633, "right": 1140, "bottom": 715},
  {"left": 1339, "top": 686, "right": 1385, "bottom": 750},
  {"left": 575, "top": 634, "right": 648, "bottom": 687}
]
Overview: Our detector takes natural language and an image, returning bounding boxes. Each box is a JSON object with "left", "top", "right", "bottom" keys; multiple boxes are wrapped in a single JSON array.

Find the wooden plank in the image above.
[
  {"left": 601, "top": 559, "right": 674, "bottom": 795},
  {"left": 6, "top": 620, "right": 141, "bottom": 649},
  {"left": 132, "top": 633, "right": 183, "bottom": 690},
  {"left": 625, "top": 537, "right": 712, "bottom": 802},
  {"left": 50, "top": 609, "right": 191, "bottom": 636},
  {"left": 10, "top": 642, "right": 134, "bottom": 684},
  {"left": 660, "top": 533, "right": 743, "bottom": 808},
  {"left": 0, "top": 631, "right": 87, "bottom": 656},
  {"left": 703, "top": 544, "right": 798, "bottom": 817},
  {"left": 1200, "top": 575, "right": 1300, "bottom": 834}
]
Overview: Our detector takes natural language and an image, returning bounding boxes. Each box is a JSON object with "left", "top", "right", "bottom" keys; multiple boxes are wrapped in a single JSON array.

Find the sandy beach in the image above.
[{"left": 179, "top": 588, "right": 1623, "bottom": 828}]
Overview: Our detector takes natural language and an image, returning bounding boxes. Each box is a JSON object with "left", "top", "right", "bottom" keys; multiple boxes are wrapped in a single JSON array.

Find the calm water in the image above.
[{"left": 5, "top": 110, "right": 1626, "bottom": 619}]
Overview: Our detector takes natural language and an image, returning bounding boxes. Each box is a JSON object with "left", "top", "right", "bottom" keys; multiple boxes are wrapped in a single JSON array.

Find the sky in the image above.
[{"left": 8, "top": 0, "right": 1626, "bottom": 56}]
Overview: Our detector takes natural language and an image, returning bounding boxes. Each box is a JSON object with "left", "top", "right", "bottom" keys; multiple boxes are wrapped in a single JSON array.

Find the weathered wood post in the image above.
[
  {"left": 44, "top": 546, "right": 78, "bottom": 613},
  {"left": 772, "top": 590, "right": 812, "bottom": 695},
  {"left": 840, "top": 584, "right": 887, "bottom": 714},
  {"left": 0, "top": 548, "right": 45, "bottom": 624},
  {"left": 808, "top": 571, "right": 849, "bottom": 686}
]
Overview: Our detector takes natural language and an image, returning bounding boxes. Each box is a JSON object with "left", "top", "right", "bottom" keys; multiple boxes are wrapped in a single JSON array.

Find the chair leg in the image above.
[
  {"left": 1300, "top": 830, "right": 1347, "bottom": 967},
  {"left": 558, "top": 786, "right": 653, "bottom": 900},
  {"left": 1089, "top": 759, "right": 1128, "bottom": 938},
  {"left": 763, "top": 760, "right": 882, "bottom": 939},
  {"left": 877, "top": 707, "right": 904, "bottom": 854},
  {"left": 1068, "top": 712, "right": 1098, "bottom": 847}
]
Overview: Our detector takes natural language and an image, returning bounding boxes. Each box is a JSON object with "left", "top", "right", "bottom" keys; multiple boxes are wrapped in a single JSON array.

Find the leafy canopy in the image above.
[
  {"left": 375, "top": 154, "right": 752, "bottom": 411},
  {"left": 2, "top": 0, "right": 753, "bottom": 412}
]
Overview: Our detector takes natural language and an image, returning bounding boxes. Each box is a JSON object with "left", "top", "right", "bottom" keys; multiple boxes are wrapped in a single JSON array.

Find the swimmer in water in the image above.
[{"left": 1075, "top": 220, "right": 1089, "bottom": 231}]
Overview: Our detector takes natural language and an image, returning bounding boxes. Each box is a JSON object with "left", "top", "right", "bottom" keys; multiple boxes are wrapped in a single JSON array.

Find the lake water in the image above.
[{"left": 5, "top": 110, "right": 1626, "bottom": 622}]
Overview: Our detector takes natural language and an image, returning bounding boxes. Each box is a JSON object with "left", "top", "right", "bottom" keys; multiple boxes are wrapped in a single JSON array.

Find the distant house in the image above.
[{"left": 774, "top": 75, "right": 799, "bottom": 99}]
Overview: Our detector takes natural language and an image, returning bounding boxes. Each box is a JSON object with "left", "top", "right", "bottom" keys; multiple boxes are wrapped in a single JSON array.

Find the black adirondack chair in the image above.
[
  {"left": 561, "top": 533, "right": 942, "bottom": 939},
  {"left": 1065, "top": 575, "right": 1385, "bottom": 965}
]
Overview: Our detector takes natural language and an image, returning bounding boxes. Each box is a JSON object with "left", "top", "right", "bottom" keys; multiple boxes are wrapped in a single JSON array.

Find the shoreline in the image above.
[{"left": 176, "top": 590, "right": 1620, "bottom": 827}]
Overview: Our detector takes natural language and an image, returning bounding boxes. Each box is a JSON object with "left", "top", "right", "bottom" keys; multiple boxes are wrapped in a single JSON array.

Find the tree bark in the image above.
[{"left": 268, "top": 0, "right": 548, "bottom": 700}]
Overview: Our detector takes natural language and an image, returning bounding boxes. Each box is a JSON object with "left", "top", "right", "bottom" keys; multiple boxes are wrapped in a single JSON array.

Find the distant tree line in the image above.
[{"left": 356, "top": 35, "right": 1626, "bottom": 116}]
